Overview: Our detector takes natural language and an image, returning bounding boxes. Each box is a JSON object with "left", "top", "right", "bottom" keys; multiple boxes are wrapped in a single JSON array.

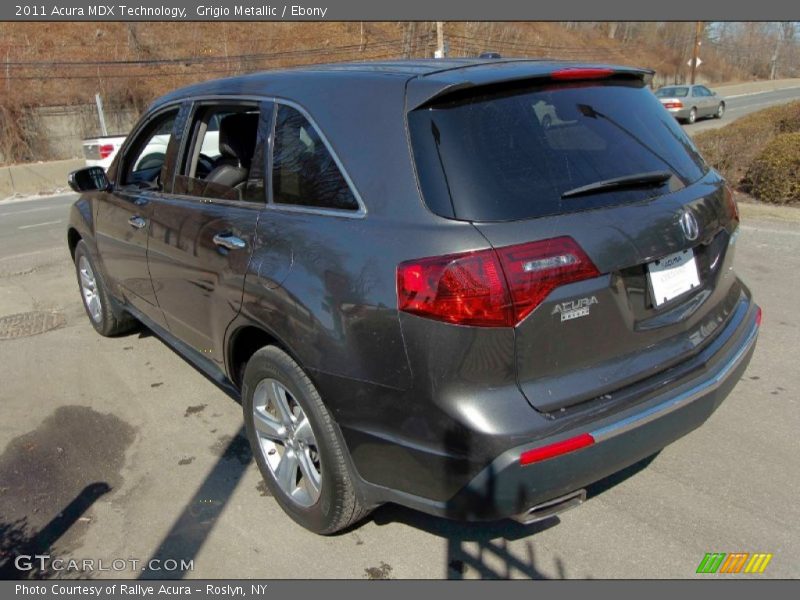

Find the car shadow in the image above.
[
  {"left": 138, "top": 427, "right": 252, "bottom": 580},
  {"left": 368, "top": 451, "right": 660, "bottom": 579},
  {"left": 0, "top": 483, "right": 110, "bottom": 580},
  {"left": 113, "top": 324, "right": 662, "bottom": 579}
]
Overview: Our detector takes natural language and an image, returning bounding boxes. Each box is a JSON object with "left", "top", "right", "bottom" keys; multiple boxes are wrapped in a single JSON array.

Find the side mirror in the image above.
[{"left": 68, "top": 167, "right": 111, "bottom": 193}]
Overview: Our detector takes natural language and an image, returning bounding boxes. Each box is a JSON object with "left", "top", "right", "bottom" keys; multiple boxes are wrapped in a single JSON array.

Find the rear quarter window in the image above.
[{"left": 409, "top": 79, "right": 708, "bottom": 221}]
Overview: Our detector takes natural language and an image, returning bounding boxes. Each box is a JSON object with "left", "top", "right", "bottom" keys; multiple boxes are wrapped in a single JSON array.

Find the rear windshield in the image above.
[
  {"left": 655, "top": 86, "right": 689, "bottom": 98},
  {"left": 408, "top": 79, "right": 708, "bottom": 221}
]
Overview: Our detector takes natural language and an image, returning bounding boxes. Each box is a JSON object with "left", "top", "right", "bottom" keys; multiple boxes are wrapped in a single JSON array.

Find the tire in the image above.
[
  {"left": 73, "top": 240, "right": 137, "bottom": 337},
  {"left": 715, "top": 103, "right": 725, "bottom": 119},
  {"left": 541, "top": 114, "right": 553, "bottom": 129},
  {"left": 242, "top": 346, "right": 370, "bottom": 534},
  {"left": 687, "top": 108, "right": 697, "bottom": 124}
]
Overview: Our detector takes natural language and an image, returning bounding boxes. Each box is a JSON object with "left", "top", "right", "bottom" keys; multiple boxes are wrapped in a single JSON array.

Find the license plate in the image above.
[{"left": 647, "top": 249, "right": 700, "bottom": 307}]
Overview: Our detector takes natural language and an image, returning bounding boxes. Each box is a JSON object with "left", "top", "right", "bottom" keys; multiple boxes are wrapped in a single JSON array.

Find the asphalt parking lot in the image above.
[{"left": 0, "top": 194, "right": 798, "bottom": 579}]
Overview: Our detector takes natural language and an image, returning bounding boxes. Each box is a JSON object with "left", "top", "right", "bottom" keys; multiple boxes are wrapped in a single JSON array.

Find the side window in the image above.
[
  {"left": 691, "top": 87, "right": 701, "bottom": 97},
  {"left": 174, "top": 104, "right": 261, "bottom": 202},
  {"left": 699, "top": 86, "right": 712, "bottom": 96},
  {"left": 121, "top": 109, "right": 179, "bottom": 188},
  {"left": 272, "top": 104, "right": 359, "bottom": 211}
]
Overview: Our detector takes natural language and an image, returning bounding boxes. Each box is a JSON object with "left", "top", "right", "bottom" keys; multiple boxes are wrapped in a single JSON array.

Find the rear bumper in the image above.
[
  {"left": 666, "top": 106, "right": 692, "bottom": 119},
  {"left": 372, "top": 303, "right": 759, "bottom": 521}
]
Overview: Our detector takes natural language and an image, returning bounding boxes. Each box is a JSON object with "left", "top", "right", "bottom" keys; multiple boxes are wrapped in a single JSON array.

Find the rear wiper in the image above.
[{"left": 561, "top": 171, "right": 673, "bottom": 199}]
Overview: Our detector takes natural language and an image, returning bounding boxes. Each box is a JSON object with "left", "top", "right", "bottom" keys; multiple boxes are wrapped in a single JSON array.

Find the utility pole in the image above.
[
  {"left": 95, "top": 93, "right": 108, "bottom": 137},
  {"left": 769, "top": 32, "right": 781, "bottom": 80},
  {"left": 690, "top": 21, "right": 703, "bottom": 84},
  {"left": 435, "top": 22, "right": 445, "bottom": 58}
]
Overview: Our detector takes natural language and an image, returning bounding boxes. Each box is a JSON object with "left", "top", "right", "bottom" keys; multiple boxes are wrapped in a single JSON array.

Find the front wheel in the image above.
[
  {"left": 242, "top": 346, "right": 371, "bottom": 534},
  {"left": 715, "top": 103, "right": 725, "bottom": 119},
  {"left": 73, "top": 240, "right": 136, "bottom": 336}
]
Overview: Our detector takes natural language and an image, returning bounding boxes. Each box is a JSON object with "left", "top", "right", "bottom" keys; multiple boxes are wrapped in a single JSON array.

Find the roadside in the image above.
[
  {"left": 738, "top": 197, "right": 800, "bottom": 223},
  {"left": 0, "top": 159, "right": 82, "bottom": 201},
  {"left": 712, "top": 78, "right": 800, "bottom": 98}
]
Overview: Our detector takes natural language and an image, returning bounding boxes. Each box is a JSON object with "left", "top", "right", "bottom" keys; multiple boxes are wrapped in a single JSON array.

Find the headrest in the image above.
[{"left": 217, "top": 113, "right": 259, "bottom": 168}]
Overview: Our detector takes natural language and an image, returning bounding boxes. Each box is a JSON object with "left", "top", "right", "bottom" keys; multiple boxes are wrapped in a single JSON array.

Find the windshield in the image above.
[
  {"left": 655, "top": 87, "right": 690, "bottom": 98},
  {"left": 408, "top": 79, "right": 707, "bottom": 221}
]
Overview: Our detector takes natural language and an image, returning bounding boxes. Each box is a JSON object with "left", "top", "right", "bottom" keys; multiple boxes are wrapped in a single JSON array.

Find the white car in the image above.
[{"left": 83, "top": 125, "right": 220, "bottom": 170}]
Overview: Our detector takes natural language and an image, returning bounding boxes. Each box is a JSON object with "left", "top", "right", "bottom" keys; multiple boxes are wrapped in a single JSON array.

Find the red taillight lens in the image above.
[
  {"left": 663, "top": 101, "right": 684, "bottom": 109},
  {"left": 397, "top": 249, "right": 513, "bottom": 327},
  {"left": 756, "top": 306, "right": 762, "bottom": 327},
  {"left": 520, "top": 433, "right": 595, "bottom": 466},
  {"left": 724, "top": 184, "right": 740, "bottom": 222},
  {"left": 99, "top": 144, "right": 115, "bottom": 159},
  {"left": 551, "top": 68, "right": 614, "bottom": 81},
  {"left": 496, "top": 237, "right": 600, "bottom": 324},
  {"left": 397, "top": 237, "right": 599, "bottom": 327}
]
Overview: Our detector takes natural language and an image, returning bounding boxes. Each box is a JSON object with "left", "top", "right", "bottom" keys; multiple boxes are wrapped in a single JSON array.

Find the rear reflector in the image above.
[
  {"left": 520, "top": 433, "right": 595, "bottom": 466},
  {"left": 551, "top": 68, "right": 614, "bottom": 81},
  {"left": 99, "top": 144, "right": 115, "bottom": 159},
  {"left": 397, "top": 237, "right": 599, "bottom": 327}
]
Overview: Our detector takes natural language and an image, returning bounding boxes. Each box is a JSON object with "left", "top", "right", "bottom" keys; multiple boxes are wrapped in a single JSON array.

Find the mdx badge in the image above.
[{"left": 552, "top": 296, "right": 598, "bottom": 322}]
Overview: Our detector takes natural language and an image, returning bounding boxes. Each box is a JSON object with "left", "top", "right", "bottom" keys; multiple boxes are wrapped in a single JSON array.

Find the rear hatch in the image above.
[{"left": 408, "top": 72, "right": 741, "bottom": 413}]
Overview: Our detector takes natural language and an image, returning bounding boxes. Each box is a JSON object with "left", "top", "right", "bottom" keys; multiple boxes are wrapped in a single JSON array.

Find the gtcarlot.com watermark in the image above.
[{"left": 13, "top": 554, "right": 194, "bottom": 575}]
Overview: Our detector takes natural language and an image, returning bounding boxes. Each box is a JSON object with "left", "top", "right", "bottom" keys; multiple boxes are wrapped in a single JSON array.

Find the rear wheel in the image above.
[
  {"left": 73, "top": 240, "right": 137, "bottom": 337},
  {"left": 687, "top": 108, "right": 697, "bottom": 124},
  {"left": 242, "top": 346, "right": 370, "bottom": 534}
]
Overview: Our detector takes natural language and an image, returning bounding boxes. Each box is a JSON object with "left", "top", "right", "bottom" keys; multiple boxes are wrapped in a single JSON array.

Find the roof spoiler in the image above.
[{"left": 407, "top": 63, "right": 654, "bottom": 110}]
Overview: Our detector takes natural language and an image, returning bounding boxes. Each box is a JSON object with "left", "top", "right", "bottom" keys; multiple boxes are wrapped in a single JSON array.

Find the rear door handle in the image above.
[
  {"left": 128, "top": 216, "right": 147, "bottom": 229},
  {"left": 213, "top": 233, "right": 247, "bottom": 251}
]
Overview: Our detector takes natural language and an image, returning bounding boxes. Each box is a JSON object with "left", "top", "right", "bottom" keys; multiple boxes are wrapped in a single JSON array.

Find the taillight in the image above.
[
  {"left": 397, "top": 236, "right": 600, "bottom": 327},
  {"left": 663, "top": 101, "right": 684, "bottom": 109},
  {"left": 99, "top": 144, "right": 115, "bottom": 159},
  {"left": 756, "top": 306, "right": 762, "bottom": 327},
  {"left": 496, "top": 237, "right": 600, "bottom": 324},
  {"left": 724, "top": 184, "right": 740, "bottom": 222},
  {"left": 397, "top": 249, "right": 513, "bottom": 327},
  {"left": 551, "top": 68, "right": 614, "bottom": 81}
]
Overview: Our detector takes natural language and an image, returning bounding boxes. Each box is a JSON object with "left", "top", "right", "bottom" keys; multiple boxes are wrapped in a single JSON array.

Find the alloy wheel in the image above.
[
  {"left": 252, "top": 378, "right": 322, "bottom": 507},
  {"left": 78, "top": 255, "right": 102, "bottom": 323}
]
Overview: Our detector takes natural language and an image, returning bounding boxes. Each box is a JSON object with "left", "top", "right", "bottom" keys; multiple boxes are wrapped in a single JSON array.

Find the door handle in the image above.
[
  {"left": 128, "top": 216, "right": 147, "bottom": 229},
  {"left": 212, "top": 233, "right": 247, "bottom": 251}
]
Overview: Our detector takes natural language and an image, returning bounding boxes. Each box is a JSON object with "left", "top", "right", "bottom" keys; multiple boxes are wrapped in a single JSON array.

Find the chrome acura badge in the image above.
[{"left": 679, "top": 209, "right": 699, "bottom": 241}]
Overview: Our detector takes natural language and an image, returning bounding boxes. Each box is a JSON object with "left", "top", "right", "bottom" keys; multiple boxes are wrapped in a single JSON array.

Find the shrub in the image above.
[
  {"left": 741, "top": 132, "right": 800, "bottom": 204},
  {"left": 693, "top": 101, "right": 800, "bottom": 186}
]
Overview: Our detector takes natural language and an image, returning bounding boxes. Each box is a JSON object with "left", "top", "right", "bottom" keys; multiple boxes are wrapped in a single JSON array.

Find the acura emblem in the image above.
[{"left": 679, "top": 209, "right": 699, "bottom": 241}]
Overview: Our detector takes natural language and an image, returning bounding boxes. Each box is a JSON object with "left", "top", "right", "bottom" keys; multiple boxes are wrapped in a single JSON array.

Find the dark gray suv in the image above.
[{"left": 67, "top": 59, "right": 760, "bottom": 534}]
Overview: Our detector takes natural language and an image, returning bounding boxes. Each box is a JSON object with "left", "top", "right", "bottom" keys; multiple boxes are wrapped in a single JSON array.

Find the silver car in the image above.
[{"left": 655, "top": 85, "right": 726, "bottom": 124}]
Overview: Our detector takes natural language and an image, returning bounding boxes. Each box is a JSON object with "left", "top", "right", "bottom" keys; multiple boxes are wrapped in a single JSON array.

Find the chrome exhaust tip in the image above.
[{"left": 512, "top": 489, "right": 587, "bottom": 525}]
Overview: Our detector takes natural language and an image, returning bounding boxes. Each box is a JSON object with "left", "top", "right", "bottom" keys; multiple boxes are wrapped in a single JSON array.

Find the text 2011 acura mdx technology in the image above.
[{"left": 67, "top": 59, "right": 760, "bottom": 534}]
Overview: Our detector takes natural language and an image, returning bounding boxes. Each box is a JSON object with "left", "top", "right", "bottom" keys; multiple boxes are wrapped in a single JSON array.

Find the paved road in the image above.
[
  {"left": 0, "top": 193, "right": 75, "bottom": 261},
  {"left": 0, "top": 192, "right": 798, "bottom": 579},
  {"left": 684, "top": 86, "right": 800, "bottom": 135}
]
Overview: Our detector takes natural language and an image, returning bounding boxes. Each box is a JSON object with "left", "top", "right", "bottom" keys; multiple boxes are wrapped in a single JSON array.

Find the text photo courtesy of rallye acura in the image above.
[{"left": 66, "top": 58, "right": 760, "bottom": 534}]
